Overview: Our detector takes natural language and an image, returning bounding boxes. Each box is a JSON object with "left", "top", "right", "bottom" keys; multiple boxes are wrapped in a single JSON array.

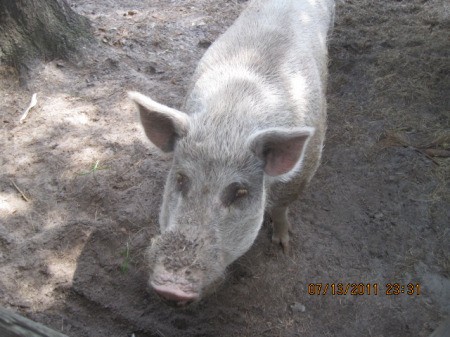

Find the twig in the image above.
[
  {"left": 10, "top": 179, "right": 30, "bottom": 202},
  {"left": 422, "top": 148, "right": 450, "bottom": 158},
  {"left": 411, "top": 147, "right": 440, "bottom": 166},
  {"left": 19, "top": 93, "right": 38, "bottom": 123}
]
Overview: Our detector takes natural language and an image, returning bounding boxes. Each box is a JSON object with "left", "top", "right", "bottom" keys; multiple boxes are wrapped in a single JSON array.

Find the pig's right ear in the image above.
[
  {"left": 128, "top": 91, "right": 190, "bottom": 152},
  {"left": 247, "top": 127, "right": 314, "bottom": 178}
]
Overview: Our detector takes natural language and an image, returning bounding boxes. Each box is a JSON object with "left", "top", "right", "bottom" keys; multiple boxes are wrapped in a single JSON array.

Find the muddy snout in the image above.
[{"left": 146, "top": 231, "right": 224, "bottom": 306}]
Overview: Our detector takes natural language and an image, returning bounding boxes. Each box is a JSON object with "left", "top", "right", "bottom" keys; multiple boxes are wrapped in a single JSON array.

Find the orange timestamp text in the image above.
[{"left": 307, "top": 283, "right": 421, "bottom": 296}]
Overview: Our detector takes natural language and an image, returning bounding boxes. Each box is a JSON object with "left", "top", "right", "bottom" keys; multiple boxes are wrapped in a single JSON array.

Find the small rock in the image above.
[
  {"left": 374, "top": 212, "right": 384, "bottom": 219},
  {"left": 290, "top": 302, "right": 306, "bottom": 313}
]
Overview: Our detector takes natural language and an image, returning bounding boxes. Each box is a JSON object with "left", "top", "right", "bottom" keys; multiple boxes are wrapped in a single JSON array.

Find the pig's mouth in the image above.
[{"left": 150, "top": 276, "right": 200, "bottom": 307}]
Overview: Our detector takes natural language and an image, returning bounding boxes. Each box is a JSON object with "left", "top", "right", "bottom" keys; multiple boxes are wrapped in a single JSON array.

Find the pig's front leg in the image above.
[{"left": 270, "top": 206, "right": 292, "bottom": 253}]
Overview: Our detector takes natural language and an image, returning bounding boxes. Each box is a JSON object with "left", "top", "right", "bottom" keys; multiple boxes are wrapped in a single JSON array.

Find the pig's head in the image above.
[{"left": 129, "top": 91, "right": 313, "bottom": 306}]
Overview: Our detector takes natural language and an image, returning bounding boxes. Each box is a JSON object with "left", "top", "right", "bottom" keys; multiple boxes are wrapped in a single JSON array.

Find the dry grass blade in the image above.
[
  {"left": 377, "top": 130, "right": 447, "bottom": 165},
  {"left": 422, "top": 149, "right": 450, "bottom": 158},
  {"left": 377, "top": 130, "right": 411, "bottom": 148},
  {"left": 19, "top": 93, "right": 38, "bottom": 124},
  {"left": 10, "top": 179, "right": 30, "bottom": 202}
]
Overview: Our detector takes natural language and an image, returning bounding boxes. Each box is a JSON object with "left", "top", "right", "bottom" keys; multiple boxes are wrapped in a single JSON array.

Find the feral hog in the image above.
[{"left": 129, "top": 0, "right": 334, "bottom": 306}]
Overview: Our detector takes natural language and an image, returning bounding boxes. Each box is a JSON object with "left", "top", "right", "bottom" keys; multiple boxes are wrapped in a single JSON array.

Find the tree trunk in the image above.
[{"left": 0, "top": 0, "right": 92, "bottom": 84}]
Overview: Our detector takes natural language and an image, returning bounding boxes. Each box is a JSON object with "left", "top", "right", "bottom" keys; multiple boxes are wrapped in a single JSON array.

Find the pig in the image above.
[{"left": 129, "top": 0, "right": 335, "bottom": 306}]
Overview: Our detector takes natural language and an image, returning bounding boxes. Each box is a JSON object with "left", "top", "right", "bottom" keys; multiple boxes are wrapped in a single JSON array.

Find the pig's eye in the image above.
[
  {"left": 221, "top": 182, "right": 249, "bottom": 207},
  {"left": 175, "top": 173, "right": 189, "bottom": 195}
]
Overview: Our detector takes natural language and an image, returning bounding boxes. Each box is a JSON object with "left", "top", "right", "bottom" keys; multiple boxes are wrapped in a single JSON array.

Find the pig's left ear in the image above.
[
  {"left": 129, "top": 91, "right": 189, "bottom": 152},
  {"left": 248, "top": 127, "right": 314, "bottom": 177}
]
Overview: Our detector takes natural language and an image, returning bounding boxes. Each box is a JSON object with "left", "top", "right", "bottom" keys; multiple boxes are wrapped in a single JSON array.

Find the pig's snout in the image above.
[{"left": 147, "top": 231, "right": 225, "bottom": 305}]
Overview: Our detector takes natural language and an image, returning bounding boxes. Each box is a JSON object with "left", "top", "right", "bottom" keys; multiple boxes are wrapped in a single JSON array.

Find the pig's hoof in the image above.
[{"left": 272, "top": 233, "right": 290, "bottom": 254}]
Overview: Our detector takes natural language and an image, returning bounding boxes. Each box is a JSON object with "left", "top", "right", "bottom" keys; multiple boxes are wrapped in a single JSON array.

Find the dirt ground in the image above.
[{"left": 0, "top": 0, "right": 449, "bottom": 336}]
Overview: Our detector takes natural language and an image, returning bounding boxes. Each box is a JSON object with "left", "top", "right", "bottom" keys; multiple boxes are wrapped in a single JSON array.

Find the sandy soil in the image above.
[{"left": 0, "top": 0, "right": 449, "bottom": 336}]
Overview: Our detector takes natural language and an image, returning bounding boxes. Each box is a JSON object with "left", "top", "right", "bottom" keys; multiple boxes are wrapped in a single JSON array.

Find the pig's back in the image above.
[{"left": 184, "top": 0, "right": 333, "bottom": 129}]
